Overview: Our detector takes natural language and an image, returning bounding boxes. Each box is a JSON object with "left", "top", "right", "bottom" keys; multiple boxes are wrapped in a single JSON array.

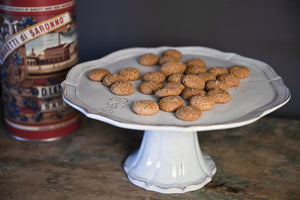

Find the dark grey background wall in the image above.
[{"left": 76, "top": 0, "right": 300, "bottom": 118}]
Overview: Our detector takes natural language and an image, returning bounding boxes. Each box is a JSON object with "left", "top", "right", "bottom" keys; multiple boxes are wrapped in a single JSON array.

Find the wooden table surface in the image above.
[{"left": 0, "top": 115, "right": 299, "bottom": 200}]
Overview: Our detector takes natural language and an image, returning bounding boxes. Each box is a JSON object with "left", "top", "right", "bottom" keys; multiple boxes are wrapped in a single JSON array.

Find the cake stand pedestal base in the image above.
[{"left": 124, "top": 130, "right": 216, "bottom": 194}]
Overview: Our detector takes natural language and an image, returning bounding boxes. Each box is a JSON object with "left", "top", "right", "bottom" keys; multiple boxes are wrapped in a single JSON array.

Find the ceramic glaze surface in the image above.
[
  {"left": 62, "top": 46, "right": 290, "bottom": 193},
  {"left": 124, "top": 130, "right": 216, "bottom": 193},
  {"left": 62, "top": 46, "right": 290, "bottom": 132}
]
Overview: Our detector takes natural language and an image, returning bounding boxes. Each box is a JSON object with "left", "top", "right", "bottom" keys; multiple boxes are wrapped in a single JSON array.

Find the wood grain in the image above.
[{"left": 0, "top": 115, "right": 299, "bottom": 200}]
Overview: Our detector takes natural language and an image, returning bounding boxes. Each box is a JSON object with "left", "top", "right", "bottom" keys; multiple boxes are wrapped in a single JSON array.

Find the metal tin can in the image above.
[{"left": 0, "top": 0, "right": 80, "bottom": 141}]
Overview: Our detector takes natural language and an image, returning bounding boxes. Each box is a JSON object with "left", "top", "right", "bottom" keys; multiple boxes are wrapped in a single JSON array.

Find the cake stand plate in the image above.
[{"left": 62, "top": 46, "right": 290, "bottom": 193}]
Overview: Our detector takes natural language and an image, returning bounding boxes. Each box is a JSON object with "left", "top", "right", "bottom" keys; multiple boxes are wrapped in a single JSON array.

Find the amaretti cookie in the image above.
[
  {"left": 208, "top": 66, "right": 228, "bottom": 76},
  {"left": 88, "top": 68, "right": 111, "bottom": 81},
  {"left": 162, "top": 49, "right": 182, "bottom": 60},
  {"left": 119, "top": 67, "right": 141, "bottom": 81},
  {"left": 205, "top": 80, "right": 229, "bottom": 91},
  {"left": 132, "top": 100, "right": 159, "bottom": 115},
  {"left": 159, "top": 56, "right": 180, "bottom": 65},
  {"left": 159, "top": 96, "right": 184, "bottom": 112},
  {"left": 182, "top": 74, "right": 205, "bottom": 89},
  {"left": 111, "top": 81, "right": 135, "bottom": 95},
  {"left": 176, "top": 106, "right": 202, "bottom": 121},
  {"left": 155, "top": 82, "right": 185, "bottom": 97},
  {"left": 167, "top": 73, "right": 184, "bottom": 83},
  {"left": 102, "top": 74, "right": 126, "bottom": 86},
  {"left": 217, "top": 74, "right": 239, "bottom": 87},
  {"left": 197, "top": 73, "right": 216, "bottom": 82},
  {"left": 181, "top": 88, "right": 206, "bottom": 100},
  {"left": 189, "top": 95, "right": 215, "bottom": 111},
  {"left": 228, "top": 65, "right": 250, "bottom": 79},
  {"left": 139, "top": 53, "right": 159, "bottom": 66},
  {"left": 207, "top": 88, "right": 231, "bottom": 103},
  {"left": 185, "top": 58, "right": 206, "bottom": 67},
  {"left": 142, "top": 71, "right": 166, "bottom": 83},
  {"left": 160, "top": 61, "right": 186, "bottom": 77},
  {"left": 184, "top": 65, "right": 207, "bottom": 75},
  {"left": 138, "top": 81, "right": 162, "bottom": 94}
]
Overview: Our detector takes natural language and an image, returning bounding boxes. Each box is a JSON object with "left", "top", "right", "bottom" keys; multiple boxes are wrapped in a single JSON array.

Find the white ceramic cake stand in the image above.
[{"left": 62, "top": 46, "right": 290, "bottom": 194}]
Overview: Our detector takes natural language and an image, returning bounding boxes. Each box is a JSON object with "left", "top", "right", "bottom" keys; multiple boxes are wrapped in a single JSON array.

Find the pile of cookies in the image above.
[{"left": 88, "top": 49, "right": 250, "bottom": 121}]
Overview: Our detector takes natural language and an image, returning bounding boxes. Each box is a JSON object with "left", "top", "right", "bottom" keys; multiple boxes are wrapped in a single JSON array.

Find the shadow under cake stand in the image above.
[{"left": 62, "top": 46, "right": 290, "bottom": 194}]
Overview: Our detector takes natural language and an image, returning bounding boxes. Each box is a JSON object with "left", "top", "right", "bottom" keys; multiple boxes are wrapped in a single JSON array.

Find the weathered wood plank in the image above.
[{"left": 0, "top": 115, "right": 299, "bottom": 200}]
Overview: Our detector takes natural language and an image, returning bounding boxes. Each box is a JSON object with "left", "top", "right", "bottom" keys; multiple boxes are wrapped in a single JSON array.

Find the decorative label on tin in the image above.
[{"left": 0, "top": 0, "right": 80, "bottom": 140}]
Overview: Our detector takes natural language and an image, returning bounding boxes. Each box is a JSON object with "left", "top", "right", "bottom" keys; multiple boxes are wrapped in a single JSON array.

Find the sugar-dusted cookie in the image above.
[
  {"left": 88, "top": 68, "right": 111, "bottom": 81},
  {"left": 164, "top": 82, "right": 185, "bottom": 90},
  {"left": 132, "top": 100, "right": 159, "bottom": 115},
  {"left": 228, "top": 65, "right": 250, "bottom": 79},
  {"left": 139, "top": 53, "right": 159, "bottom": 66},
  {"left": 217, "top": 74, "right": 239, "bottom": 87},
  {"left": 138, "top": 81, "right": 162, "bottom": 94},
  {"left": 184, "top": 65, "right": 207, "bottom": 75},
  {"left": 142, "top": 71, "right": 166, "bottom": 83},
  {"left": 176, "top": 105, "right": 202, "bottom": 121},
  {"left": 207, "top": 88, "right": 231, "bottom": 103},
  {"left": 162, "top": 49, "right": 182, "bottom": 60},
  {"left": 197, "top": 72, "right": 216, "bottom": 82},
  {"left": 102, "top": 74, "right": 126, "bottom": 86},
  {"left": 111, "top": 81, "right": 135, "bottom": 95},
  {"left": 167, "top": 73, "right": 184, "bottom": 83},
  {"left": 208, "top": 66, "right": 228, "bottom": 76},
  {"left": 185, "top": 58, "right": 206, "bottom": 67},
  {"left": 205, "top": 80, "right": 229, "bottom": 91},
  {"left": 189, "top": 95, "right": 215, "bottom": 111},
  {"left": 181, "top": 88, "right": 206, "bottom": 100},
  {"left": 155, "top": 82, "right": 185, "bottom": 97},
  {"left": 160, "top": 61, "right": 186, "bottom": 77},
  {"left": 159, "top": 56, "right": 180, "bottom": 65},
  {"left": 182, "top": 74, "right": 205, "bottom": 89},
  {"left": 119, "top": 67, "right": 141, "bottom": 81},
  {"left": 159, "top": 96, "right": 184, "bottom": 112}
]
